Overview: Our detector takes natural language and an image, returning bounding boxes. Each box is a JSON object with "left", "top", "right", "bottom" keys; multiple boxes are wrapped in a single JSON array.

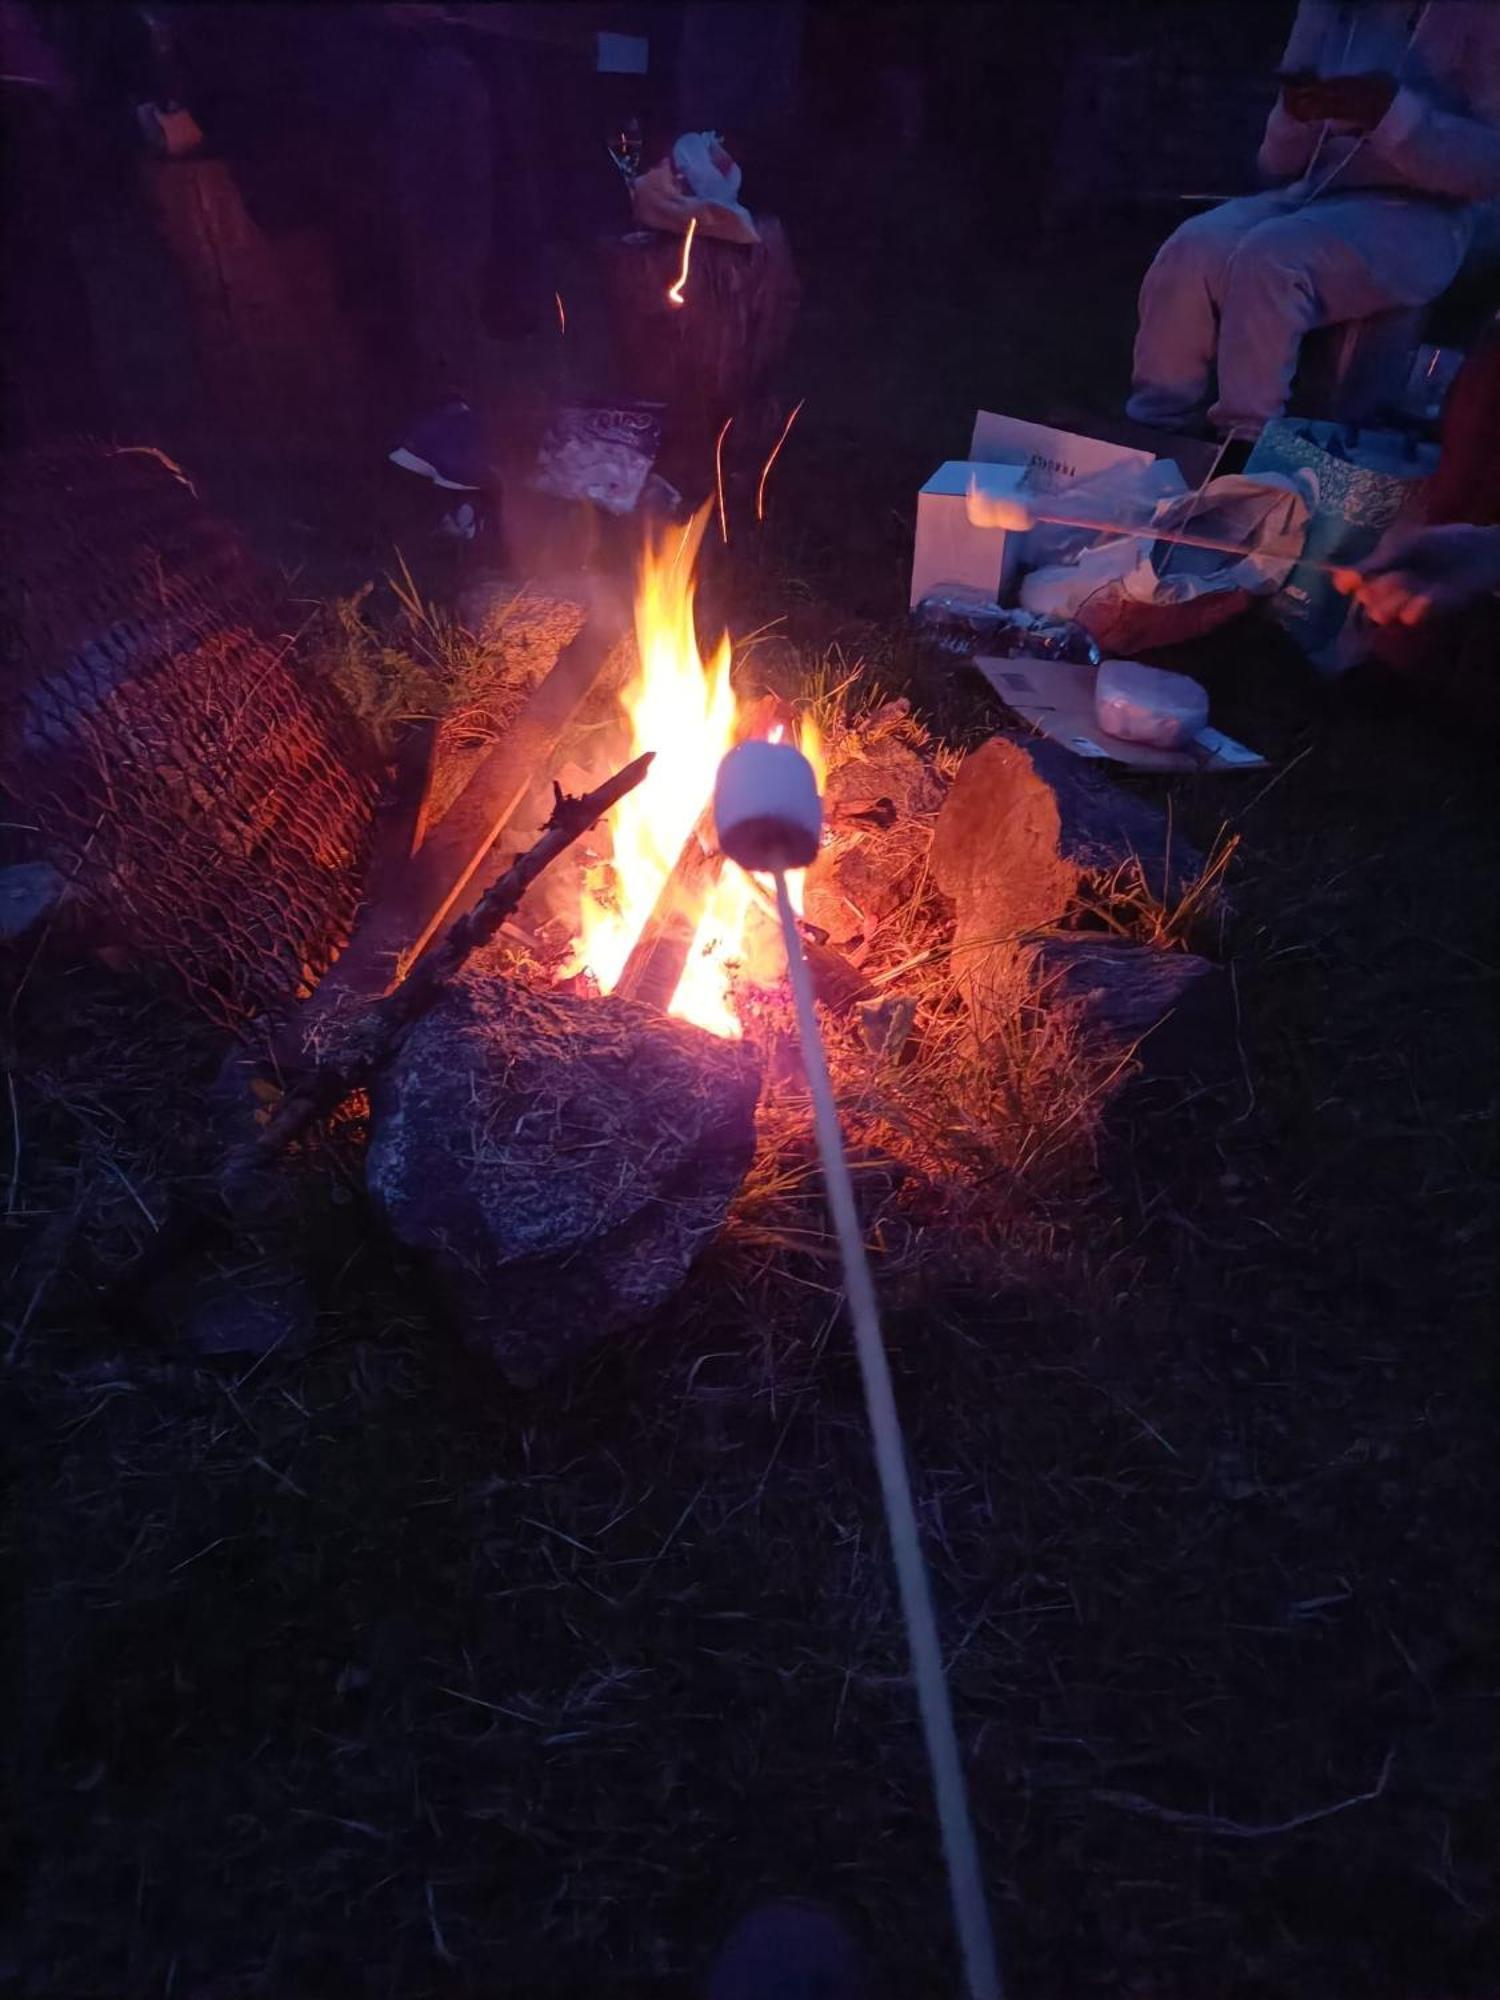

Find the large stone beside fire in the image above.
[
  {"left": 367, "top": 960, "right": 761, "bottom": 1383},
  {"left": 931, "top": 735, "right": 1199, "bottom": 942},
  {"left": 931, "top": 735, "right": 1207, "bottom": 1040}
]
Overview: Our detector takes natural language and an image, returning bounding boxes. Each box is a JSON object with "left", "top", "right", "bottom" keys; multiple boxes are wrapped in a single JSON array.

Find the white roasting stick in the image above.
[
  {"left": 714, "top": 739, "right": 1004, "bottom": 2000},
  {"left": 965, "top": 481, "right": 1340, "bottom": 575}
]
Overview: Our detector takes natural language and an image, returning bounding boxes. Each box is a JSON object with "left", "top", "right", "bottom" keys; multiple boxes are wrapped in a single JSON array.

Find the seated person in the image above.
[{"left": 1127, "top": 0, "right": 1500, "bottom": 439}]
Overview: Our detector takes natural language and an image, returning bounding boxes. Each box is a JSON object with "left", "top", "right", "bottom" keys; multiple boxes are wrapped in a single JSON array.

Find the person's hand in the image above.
[
  {"left": 1281, "top": 71, "right": 1398, "bottom": 129},
  {"left": 1334, "top": 524, "right": 1500, "bottom": 626}
]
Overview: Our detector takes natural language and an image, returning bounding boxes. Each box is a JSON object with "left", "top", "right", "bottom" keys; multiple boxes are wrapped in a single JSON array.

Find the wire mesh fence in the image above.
[{"left": 0, "top": 443, "right": 379, "bottom": 1032}]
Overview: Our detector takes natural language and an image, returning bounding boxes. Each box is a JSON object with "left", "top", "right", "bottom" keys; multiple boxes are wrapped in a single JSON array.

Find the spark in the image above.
[
  {"left": 755, "top": 398, "right": 805, "bottom": 523},
  {"left": 106, "top": 444, "right": 198, "bottom": 497},
  {"left": 666, "top": 215, "right": 698, "bottom": 307},
  {"left": 714, "top": 416, "right": 733, "bottom": 544},
  {"left": 554, "top": 290, "right": 566, "bottom": 336}
]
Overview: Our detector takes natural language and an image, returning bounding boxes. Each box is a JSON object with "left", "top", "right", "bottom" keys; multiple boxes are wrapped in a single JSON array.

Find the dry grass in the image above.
[
  {"left": 727, "top": 652, "right": 1262, "bottom": 1359},
  {"left": 302, "top": 559, "right": 500, "bottom": 750},
  {"left": 302, "top": 565, "right": 599, "bottom": 845},
  {"left": 1, "top": 968, "right": 224, "bottom": 1362},
  {"left": 711, "top": 655, "right": 1212, "bottom": 1318}
]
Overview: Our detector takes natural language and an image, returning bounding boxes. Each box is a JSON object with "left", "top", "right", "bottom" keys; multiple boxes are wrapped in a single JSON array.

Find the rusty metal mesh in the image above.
[{"left": 0, "top": 444, "right": 380, "bottom": 1031}]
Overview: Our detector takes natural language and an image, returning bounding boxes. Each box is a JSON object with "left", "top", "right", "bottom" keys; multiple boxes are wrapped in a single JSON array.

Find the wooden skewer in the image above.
[
  {"left": 1019, "top": 504, "right": 1341, "bottom": 576},
  {"left": 771, "top": 869, "right": 1003, "bottom": 2000}
]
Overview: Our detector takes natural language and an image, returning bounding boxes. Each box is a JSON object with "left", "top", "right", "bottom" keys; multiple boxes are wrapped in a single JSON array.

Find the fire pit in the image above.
[
  {"left": 286, "top": 488, "right": 1230, "bottom": 1385},
  {"left": 47, "top": 455, "right": 1230, "bottom": 1375}
]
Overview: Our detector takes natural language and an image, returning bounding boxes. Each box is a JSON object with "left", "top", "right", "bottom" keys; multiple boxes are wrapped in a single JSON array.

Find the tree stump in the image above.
[
  {"left": 597, "top": 218, "right": 800, "bottom": 483},
  {"left": 140, "top": 157, "right": 365, "bottom": 459}
]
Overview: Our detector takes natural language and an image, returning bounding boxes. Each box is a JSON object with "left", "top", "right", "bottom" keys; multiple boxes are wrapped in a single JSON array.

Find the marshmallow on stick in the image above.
[
  {"left": 713, "top": 738, "right": 822, "bottom": 872},
  {"left": 710, "top": 732, "right": 1003, "bottom": 2000}
]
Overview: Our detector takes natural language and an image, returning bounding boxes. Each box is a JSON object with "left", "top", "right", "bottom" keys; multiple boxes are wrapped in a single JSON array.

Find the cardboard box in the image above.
[
  {"left": 972, "top": 410, "right": 1222, "bottom": 490},
  {"left": 969, "top": 410, "right": 1159, "bottom": 492},
  {"left": 910, "top": 460, "right": 1027, "bottom": 610}
]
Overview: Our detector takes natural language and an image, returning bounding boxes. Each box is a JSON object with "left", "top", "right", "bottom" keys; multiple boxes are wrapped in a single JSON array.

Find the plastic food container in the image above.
[{"left": 1094, "top": 659, "right": 1209, "bottom": 751}]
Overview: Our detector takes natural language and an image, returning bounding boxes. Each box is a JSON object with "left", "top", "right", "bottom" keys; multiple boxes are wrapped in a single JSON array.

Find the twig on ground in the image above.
[
  {"left": 425, "top": 1881, "right": 457, "bottom": 1966},
  {"left": 8, "top": 819, "right": 100, "bottom": 1020},
  {"left": 1093, "top": 1747, "right": 1394, "bottom": 1839},
  {"left": 101, "top": 1157, "right": 160, "bottom": 1231}
]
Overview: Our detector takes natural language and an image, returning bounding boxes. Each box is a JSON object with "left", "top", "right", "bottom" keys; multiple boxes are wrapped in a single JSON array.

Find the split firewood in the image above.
[
  {"left": 611, "top": 691, "right": 783, "bottom": 1015},
  {"left": 291, "top": 603, "right": 627, "bottom": 1041},
  {"left": 613, "top": 808, "right": 720, "bottom": 1014}
]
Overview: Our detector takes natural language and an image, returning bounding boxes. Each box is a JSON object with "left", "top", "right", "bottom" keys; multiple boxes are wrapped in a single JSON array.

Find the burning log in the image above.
[
  {"left": 613, "top": 809, "right": 722, "bottom": 1014},
  {"left": 611, "top": 695, "right": 781, "bottom": 1015},
  {"left": 612, "top": 813, "right": 874, "bottom": 1023}
]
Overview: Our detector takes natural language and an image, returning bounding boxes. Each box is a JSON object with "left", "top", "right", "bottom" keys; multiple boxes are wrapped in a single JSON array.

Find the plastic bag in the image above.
[
  {"left": 630, "top": 131, "right": 759, "bottom": 245},
  {"left": 1244, "top": 419, "right": 1435, "bottom": 662},
  {"left": 1019, "top": 473, "right": 1312, "bottom": 653},
  {"left": 912, "top": 588, "right": 1101, "bottom": 664},
  {"left": 1095, "top": 660, "right": 1209, "bottom": 750},
  {"left": 530, "top": 402, "right": 663, "bottom": 516},
  {"left": 1021, "top": 456, "right": 1189, "bottom": 568}
]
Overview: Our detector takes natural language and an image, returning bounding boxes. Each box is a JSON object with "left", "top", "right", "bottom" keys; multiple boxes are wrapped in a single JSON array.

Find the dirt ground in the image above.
[{"left": 5, "top": 179, "right": 1498, "bottom": 2000}]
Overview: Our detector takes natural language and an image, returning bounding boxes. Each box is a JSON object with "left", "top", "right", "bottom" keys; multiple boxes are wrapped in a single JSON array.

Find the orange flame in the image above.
[
  {"left": 554, "top": 290, "right": 567, "bottom": 336},
  {"left": 755, "top": 398, "right": 805, "bottom": 523},
  {"left": 567, "top": 516, "right": 826, "bottom": 1039},
  {"left": 666, "top": 215, "right": 698, "bottom": 307},
  {"left": 568, "top": 506, "right": 735, "bottom": 1007}
]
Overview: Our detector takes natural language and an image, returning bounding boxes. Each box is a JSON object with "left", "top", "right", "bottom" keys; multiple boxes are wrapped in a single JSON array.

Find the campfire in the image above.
[
  {"left": 565, "top": 505, "right": 822, "bottom": 1041},
  {"left": 4, "top": 445, "right": 1232, "bottom": 1399}
]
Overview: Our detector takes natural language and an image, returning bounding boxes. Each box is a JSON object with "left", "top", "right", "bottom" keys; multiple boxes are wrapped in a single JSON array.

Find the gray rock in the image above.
[
  {"left": 929, "top": 735, "right": 1204, "bottom": 1031},
  {"left": 368, "top": 960, "right": 761, "bottom": 1383},
  {"left": 1023, "top": 936, "right": 1230, "bottom": 1086},
  {"left": 0, "top": 862, "right": 65, "bottom": 945}
]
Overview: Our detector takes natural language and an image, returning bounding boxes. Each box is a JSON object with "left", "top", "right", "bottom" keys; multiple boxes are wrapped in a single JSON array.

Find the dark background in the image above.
[{"left": 0, "top": 0, "right": 1292, "bottom": 460}]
